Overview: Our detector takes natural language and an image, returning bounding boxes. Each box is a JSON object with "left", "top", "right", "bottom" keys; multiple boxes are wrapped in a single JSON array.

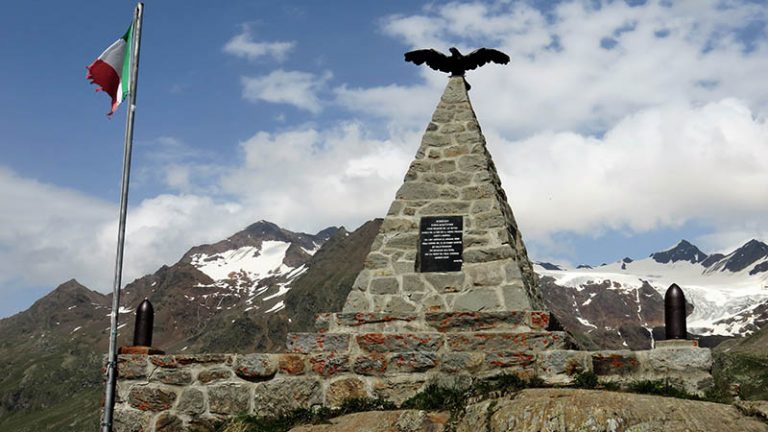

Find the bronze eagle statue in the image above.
[{"left": 404, "top": 47, "right": 510, "bottom": 76}]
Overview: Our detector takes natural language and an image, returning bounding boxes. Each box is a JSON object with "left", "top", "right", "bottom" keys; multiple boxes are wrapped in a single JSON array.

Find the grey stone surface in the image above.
[
  {"left": 208, "top": 384, "right": 250, "bottom": 415},
  {"left": 234, "top": 354, "right": 278, "bottom": 381},
  {"left": 177, "top": 388, "right": 205, "bottom": 415},
  {"left": 453, "top": 288, "right": 502, "bottom": 311},
  {"left": 253, "top": 378, "right": 323, "bottom": 415}
]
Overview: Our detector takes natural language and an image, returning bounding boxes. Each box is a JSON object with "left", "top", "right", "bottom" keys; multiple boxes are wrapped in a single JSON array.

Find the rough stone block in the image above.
[
  {"left": 117, "top": 355, "right": 148, "bottom": 380},
  {"left": 446, "top": 172, "right": 473, "bottom": 187},
  {"left": 380, "top": 217, "right": 418, "bottom": 233},
  {"left": 445, "top": 145, "right": 469, "bottom": 158},
  {"left": 465, "top": 263, "right": 504, "bottom": 286},
  {"left": 457, "top": 154, "right": 486, "bottom": 172},
  {"left": 197, "top": 367, "right": 232, "bottom": 384},
  {"left": 419, "top": 201, "right": 471, "bottom": 215},
  {"left": 314, "top": 313, "right": 332, "bottom": 332},
  {"left": 384, "top": 297, "right": 418, "bottom": 313},
  {"left": 154, "top": 412, "right": 184, "bottom": 432},
  {"left": 537, "top": 350, "right": 592, "bottom": 381},
  {"left": 128, "top": 386, "right": 177, "bottom": 412},
  {"left": 396, "top": 182, "right": 441, "bottom": 200},
  {"left": 370, "top": 277, "right": 399, "bottom": 295},
  {"left": 363, "top": 253, "right": 390, "bottom": 270},
  {"left": 387, "top": 200, "right": 405, "bottom": 216},
  {"left": 388, "top": 352, "right": 439, "bottom": 372},
  {"left": 356, "top": 333, "right": 444, "bottom": 353},
  {"left": 647, "top": 347, "right": 712, "bottom": 372},
  {"left": 440, "top": 352, "right": 484, "bottom": 373},
  {"left": 186, "top": 416, "right": 222, "bottom": 432},
  {"left": 502, "top": 284, "right": 533, "bottom": 310},
  {"left": 353, "top": 354, "right": 388, "bottom": 375},
  {"left": 176, "top": 388, "right": 205, "bottom": 415},
  {"left": 528, "top": 311, "right": 550, "bottom": 330},
  {"left": 208, "top": 385, "right": 250, "bottom": 415},
  {"left": 421, "top": 294, "right": 448, "bottom": 312},
  {"left": 253, "top": 378, "right": 323, "bottom": 415},
  {"left": 234, "top": 354, "right": 277, "bottom": 382},
  {"left": 335, "top": 312, "right": 418, "bottom": 329},
  {"left": 113, "top": 409, "right": 151, "bottom": 432},
  {"left": 424, "top": 273, "right": 465, "bottom": 293},
  {"left": 452, "top": 288, "right": 502, "bottom": 311},
  {"left": 592, "top": 352, "right": 640, "bottom": 376},
  {"left": 154, "top": 368, "right": 193, "bottom": 386},
  {"left": 278, "top": 354, "right": 307, "bottom": 375},
  {"left": 434, "top": 159, "right": 457, "bottom": 173},
  {"left": 372, "top": 376, "right": 427, "bottom": 406},
  {"left": 484, "top": 352, "right": 536, "bottom": 369},
  {"left": 447, "top": 332, "right": 567, "bottom": 352},
  {"left": 402, "top": 274, "right": 427, "bottom": 293},
  {"left": 463, "top": 246, "right": 514, "bottom": 263},
  {"left": 425, "top": 311, "right": 527, "bottom": 332},
  {"left": 286, "top": 333, "right": 350, "bottom": 354},
  {"left": 150, "top": 355, "right": 180, "bottom": 368},
  {"left": 343, "top": 291, "right": 372, "bottom": 312},
  {"left": 326, "top": 377, "right": 370, "bottom": 407},
  {"left": 421, "top": 132, "right": 452, "bottom": 147},
  {"left": 309, "top": 353, "right": 350, "bottom": 377}
]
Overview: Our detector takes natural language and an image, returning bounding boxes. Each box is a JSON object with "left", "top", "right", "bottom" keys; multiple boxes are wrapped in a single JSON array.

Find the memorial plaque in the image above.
[{"left": 418, "top": 216, "right": 463, "bottom": 272}]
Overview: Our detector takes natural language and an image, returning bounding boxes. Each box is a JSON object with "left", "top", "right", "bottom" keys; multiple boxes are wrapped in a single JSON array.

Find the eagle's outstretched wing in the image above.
[
  {"left": 462, "top": 48, "right": 510, "bottom": 71},
  {"left": 404, "top": 49, "right": 452, "bottom": 73}
]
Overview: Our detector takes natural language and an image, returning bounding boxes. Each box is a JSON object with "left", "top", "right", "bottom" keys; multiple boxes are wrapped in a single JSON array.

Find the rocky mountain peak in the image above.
[
  {"left": 650, "top": 239, "right": 708, "bottom": 264},
  {"left": 719, "top": 239, "right": 768, "bottom": 273}
]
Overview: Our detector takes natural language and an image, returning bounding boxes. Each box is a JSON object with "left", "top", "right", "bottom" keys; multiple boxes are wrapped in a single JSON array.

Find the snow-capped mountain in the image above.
[
  {"left": 536, "top": 239, "right": 768, "bottom": 348},
  {"left": 180, "top": 220, "right": 335, "bottom": 315}
]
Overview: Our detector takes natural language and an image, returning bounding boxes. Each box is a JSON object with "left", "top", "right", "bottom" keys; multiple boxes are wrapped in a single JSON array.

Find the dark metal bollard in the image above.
[
  {"left": 132, "top": 298, "right": 154, "bottom": 347},
  {"left": 665, "top": 284, "right": 687, "bottom": 340}
]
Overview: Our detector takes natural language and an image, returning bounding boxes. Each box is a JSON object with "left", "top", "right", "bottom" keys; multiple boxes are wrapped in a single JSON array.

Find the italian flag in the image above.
[{"left": 86, "top": 24, "right": 133, "bottom": 115}]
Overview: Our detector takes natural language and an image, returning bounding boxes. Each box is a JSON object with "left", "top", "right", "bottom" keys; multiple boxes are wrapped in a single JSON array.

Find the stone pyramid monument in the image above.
[{"left": 343, "top": 75, "right": 545, "bottom": 315}]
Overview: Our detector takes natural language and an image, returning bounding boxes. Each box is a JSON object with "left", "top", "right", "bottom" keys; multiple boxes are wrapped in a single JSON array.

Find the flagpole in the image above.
[{"left": 102, "top": 3, "right": 143, "bottom": 432}]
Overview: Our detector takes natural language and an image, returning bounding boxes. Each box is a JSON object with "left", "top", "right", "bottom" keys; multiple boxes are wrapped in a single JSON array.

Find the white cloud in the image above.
[
  {"left": 242, "top": 69, "right": 332, "bottom": 113},
  {"left": 0, "top": 167, "right": 250, "bottom": 296},
  {"left": 223, "top": 26, "right": 295, "bottom": 61},
  {"left": 368, "top": 1, "right": 768, "bottom": 137},
  {"left": 220, "top": 123, "right": 417, "bottom": 231},
  {"left": 493, "top": 98, "right": 768, "bottom": 243}
]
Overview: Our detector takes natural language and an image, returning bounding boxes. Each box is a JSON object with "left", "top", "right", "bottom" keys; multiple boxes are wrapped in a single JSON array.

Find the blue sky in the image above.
[{"left": 2, "top": 0, "right": 768, "bottom": 318}]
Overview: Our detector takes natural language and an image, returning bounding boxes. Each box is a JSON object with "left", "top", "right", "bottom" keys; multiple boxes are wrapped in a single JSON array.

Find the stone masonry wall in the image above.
[
  {"left": 113, "top": 345, "right": 713, "bottom": 432},
  {"left": 343, "top": 76, "right": 544, "bottom": 315}
]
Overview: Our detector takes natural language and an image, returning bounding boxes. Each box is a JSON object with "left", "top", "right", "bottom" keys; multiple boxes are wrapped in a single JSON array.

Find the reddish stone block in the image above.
[
  {"left": 128, "top": 386, "right": 177, "bottom": 412},
  {"left": 485, "top": 352, "right": 535, "bottom": 368},
  {"left": 336, "top": 312, "right": 418, "bottom": 327},
  {"left": 314, "top": 313, "right": 333, "bottom": 333},
  {"left": 197, "top": 367, "right": 232, "bottom": 384},
  {"left": 234, "top": 354, "right": 277, "bottom": 382},
  {"left": 447, "top": 332, "right": 566, "bottom": 351},
  {"left": 278, "top": 354, "right": 307, "bottom": 375},
  {"left": 286, "top": 333, "right": 351, "bottom": 353},
  {"left": 592, "top": 353, "right": 640, "bottom": 375},
  {"left": 309, "top": 353, "right": 350, "bottom": 377},
  {"left": 528, "top": 312, "right": 550, "bottom": 330},
  {"left": 117, "top": 355, "right": 148, "bottom": 379},
  {"left": 353, "top": 354, "right": 388, "bottom": 375},
  {"left": 425, "top": 311, "right": 527, "bottom": 332},
  {"left": 355, "top": 333, "right": 444, "bottom": 353},
  {"left": 388, "top": 352, "right": 438, "bottom": 372},
  {"left": 150, "top": 355, "right": 179, "bottom": 368}
]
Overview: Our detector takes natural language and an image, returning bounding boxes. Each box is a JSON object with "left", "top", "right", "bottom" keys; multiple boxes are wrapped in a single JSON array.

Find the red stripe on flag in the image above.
[{"left": 86, "top": 59, "right": 121, "bottom": 116}]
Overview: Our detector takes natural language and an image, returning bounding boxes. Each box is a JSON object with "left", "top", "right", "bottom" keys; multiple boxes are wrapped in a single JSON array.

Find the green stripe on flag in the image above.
[{"left": 120, "top": 24, "right": 133, "bottom": 103}]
